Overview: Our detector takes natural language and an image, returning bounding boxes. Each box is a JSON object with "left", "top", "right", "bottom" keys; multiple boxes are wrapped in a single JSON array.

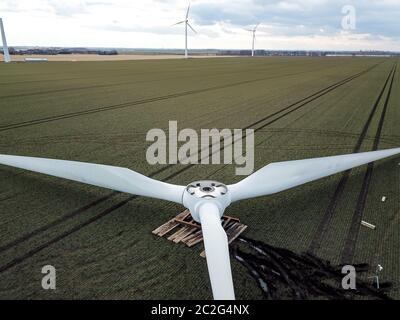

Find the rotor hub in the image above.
[
  {"left": 186, "top": 180, "right": 227, "bottom": 199},
  {"left": 182, "top": 180, "right": 231, "bottom": 222}
]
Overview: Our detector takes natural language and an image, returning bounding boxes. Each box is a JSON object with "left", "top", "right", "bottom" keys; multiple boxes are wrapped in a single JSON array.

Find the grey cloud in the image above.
[{"left": 190, "top": 0, "right": 399, "bottom": 40}]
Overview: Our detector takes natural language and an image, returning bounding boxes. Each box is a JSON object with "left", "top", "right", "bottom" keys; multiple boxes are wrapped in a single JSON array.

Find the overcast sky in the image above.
[{"left": 1, "top": 0, "right": 399, "bottom": 51}]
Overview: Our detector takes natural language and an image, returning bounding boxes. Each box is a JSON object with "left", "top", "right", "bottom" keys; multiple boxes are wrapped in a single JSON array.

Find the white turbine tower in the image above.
[
  {"left": 1, "top": 147, "right": 400, "bottom": 299},
  {"left": 247, "top": 23, "right": 260, "bottom": 57},
  {"left": 173, "top": 3, "right": 197, "bottom": 59},
  {"left": 0, "top": 18, "right": 11, "bottom": 63}
]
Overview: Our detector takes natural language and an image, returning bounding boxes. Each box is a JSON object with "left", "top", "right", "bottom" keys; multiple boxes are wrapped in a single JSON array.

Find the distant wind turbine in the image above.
[
  {"left": 172, "top": 3, "right": 197, "bottom": 59},
  {"left": 0, "top": 18, "right": 11, "bottom": 63},
  {"left": 246, "top": 23, "right": 260, "bottom": 57}
]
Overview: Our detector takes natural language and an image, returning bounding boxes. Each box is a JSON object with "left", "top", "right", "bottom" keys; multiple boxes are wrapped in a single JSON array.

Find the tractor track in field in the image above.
[
  {"left": 0, "top": 58, "right": 347, "bottom": 88},
  {"left": 0, "top": 192, "right": 118, "bottom": 254},
  {"left": 0, "top": 164, "right": 198, "bottom": 273},
  {"left": 0, "top": 61, "right": 380, "bottom": 132},
  {"left": 245, "top": 67, "right": 376, "bottom": 132},
  {"left": 0, "top": 61, "right": 383, "bottom": 273},
  {"left": 4, "top": 128, "right": 399, "bottom": 149},
  {"left": 0, "top": 71, "right": 316, "bottom": 132},
  {"left": 0, "top": 69, "right": 271, "bottom": 100},
  {"left": 0, "top": 195, "right": 136, "bottom": 273},
  {"left": 340, "top": 63, "right": 398, "bottom": 264},
  {"left": 256, "top": 127, "right": 398, "bottom": 143},
  {"left": 308, "top": 63, "right": 397, "bottom": 256},
  {"left": 0, "top": 59, "right": 324, "bottom": 94}
]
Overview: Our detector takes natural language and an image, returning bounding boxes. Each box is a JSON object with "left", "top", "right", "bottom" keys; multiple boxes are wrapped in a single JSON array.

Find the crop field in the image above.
[{"left": 0, "top": 57, "right": 399, "bottom": 299}]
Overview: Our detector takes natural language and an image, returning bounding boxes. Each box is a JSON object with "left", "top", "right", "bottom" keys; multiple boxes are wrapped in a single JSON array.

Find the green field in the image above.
[{"left": 0, "top": 57, "right": 399, "bottom": 299}]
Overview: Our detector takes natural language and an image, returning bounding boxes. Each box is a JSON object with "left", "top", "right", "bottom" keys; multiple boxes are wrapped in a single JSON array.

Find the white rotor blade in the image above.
[
  {"left": 186, "top": 3, "right": 191, "bottom": 19},
  {"left": 187, "top": 22, "right": 197, "bottom": 34},
  {"left": 229, "top": 147, "right": 400, "bottom": 202},
  {"left": 0, "top": 155, "right": 185, "bottom": 204},
  {"left": 199, "top": 202, "right": 235, "bottom": 300},
  {"left": 172, "top": 21, "right": 185, "bottom": 26}
]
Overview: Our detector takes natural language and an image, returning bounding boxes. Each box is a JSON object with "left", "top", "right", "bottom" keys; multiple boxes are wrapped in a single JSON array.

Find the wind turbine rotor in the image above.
[{"left": 1, "top": 147, "right": 400, "bottom": 300}]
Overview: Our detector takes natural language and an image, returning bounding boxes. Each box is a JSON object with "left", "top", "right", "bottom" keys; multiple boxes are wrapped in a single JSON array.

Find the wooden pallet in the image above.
[{"left": 152, "top": 209, "right": 247, "bottom": 258}]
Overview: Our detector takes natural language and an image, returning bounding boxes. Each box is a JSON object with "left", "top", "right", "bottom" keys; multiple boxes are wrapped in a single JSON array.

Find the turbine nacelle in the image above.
[{"left": 183, "top": 180, "right": 231, "bottom": 222}]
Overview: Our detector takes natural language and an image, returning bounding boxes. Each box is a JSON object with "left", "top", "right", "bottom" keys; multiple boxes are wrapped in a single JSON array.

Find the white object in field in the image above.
[
  {"left": 24, "top": 58, "right": 48, "bottom": 62},
  {"left": 1, "top": 147, "right": 400, "bottom": 300},
  {"left": 229, "top": 148, "right": 400, "bottom": 202},
  {"left": 172, "top": 3, "right": 197, "bottom": 59},
  {"left": 381, "top": 196, "right": 386, "bottom": 202},
  {"left": 369, "top": 264, "right": 383, "bottom": 289},
  {"left": 246, "top": 23, "right": 260, "bottom": 57},
  {"left": 198, "top": 202, "right": 235, "bottom": 300},
  {"left": 361, "top": 221, "right": 376, "bottom": 230},
  {"left": 0, "top": 18, "right": 11, "bottom": 63}
]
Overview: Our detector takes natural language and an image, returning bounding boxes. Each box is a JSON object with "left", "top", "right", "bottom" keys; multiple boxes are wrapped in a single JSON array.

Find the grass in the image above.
[{"left": 0, "top": 57, "right": 399, "bottom": 299}]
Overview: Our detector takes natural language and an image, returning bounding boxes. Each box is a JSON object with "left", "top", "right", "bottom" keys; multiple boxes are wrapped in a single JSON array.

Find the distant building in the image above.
[{"left": 24, "top": 58, "right": 48, "bottom": 62}]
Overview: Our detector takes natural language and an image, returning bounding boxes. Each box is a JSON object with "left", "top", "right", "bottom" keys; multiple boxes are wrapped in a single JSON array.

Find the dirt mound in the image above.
[{"left": 233, "top": 237, "right": 391, "bottom": 300}]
